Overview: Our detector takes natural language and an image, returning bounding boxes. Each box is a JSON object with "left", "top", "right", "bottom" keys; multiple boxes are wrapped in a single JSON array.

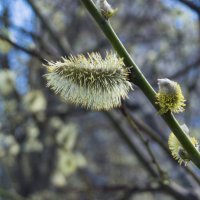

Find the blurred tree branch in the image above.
[
  {"left": 169, "top": 57, "right": 200, "bottom": 79},
  {"left": 26, "top": 0, "right": 70, "bottom": 56},
  {"left": 0, "top": 188, "right": 27, "bottom": 200},
  {"left": 120, "top": 105, "right": 166, "bottom": 177},
  {"left": 0, "top": 33, "right": 44, "bottom": 61},
  {"left": 0, "top": 19, "right": 53, "bottom": 56},
  {"left": 177, "top": 0, "right": 200, "bottom": 14}
]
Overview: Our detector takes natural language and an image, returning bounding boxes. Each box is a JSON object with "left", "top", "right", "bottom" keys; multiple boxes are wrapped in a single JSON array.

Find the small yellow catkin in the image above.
[
  {"left": 96, "top": 0, "right": 118, "bottom": 19},
  {"left": 168, "top": 124, "right": 199, "bottom": 165},
  {"left": 156, "top": 78, "right": 186, "bottom": 114},
  {"left": 44, "top": 52, "right": 132, "bottom": 110}
]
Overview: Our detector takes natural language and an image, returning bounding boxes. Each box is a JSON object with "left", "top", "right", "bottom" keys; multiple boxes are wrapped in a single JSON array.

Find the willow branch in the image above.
[{"left": 80, "top": 0, "right": 200, "bottom": 168}]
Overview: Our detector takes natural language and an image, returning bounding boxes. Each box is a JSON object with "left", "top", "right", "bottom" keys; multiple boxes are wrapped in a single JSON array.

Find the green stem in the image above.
[{"left": 80, "top": 0, "right": 200, "bottom": 168}]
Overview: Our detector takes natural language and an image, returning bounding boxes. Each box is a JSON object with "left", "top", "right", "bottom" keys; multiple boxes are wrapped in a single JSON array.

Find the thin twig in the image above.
[
  {"left": 0, "top": 33, "right": 44, "bottom": 61},
  {"left": 26, "top": 0, "right": 69, "bottom": 56},
  {"left": 120, "top": 106, "right": 166, "bottom": 178},
  {"left": 104, "top": 112, "right": 158, "bottom": 177},
  {"left": 169, "top": 57, "right": 200, "bottom": 80}
]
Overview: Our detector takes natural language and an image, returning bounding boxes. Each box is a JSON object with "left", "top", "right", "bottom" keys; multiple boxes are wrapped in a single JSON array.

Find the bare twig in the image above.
[
  {"left": 120, "top": 106, "right": 166, "bottom": 178},
  {"left": 26, "top": 0, "right": 69, "bottom": 56},
  {"left": 0, "top": 33, "right": 44, "bottom": 61},
  {"left": 105, "top": 111, "right": 158, "bottom": 177},
  {"left": 176, "top": 0, "right": 200, "bottom": 14},
  {"left": 169, "top": 57, "right": 200, "bottom": 80}
]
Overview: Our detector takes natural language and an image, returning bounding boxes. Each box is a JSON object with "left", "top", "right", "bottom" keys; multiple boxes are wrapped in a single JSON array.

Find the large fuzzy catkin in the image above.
[{"left": 44, "top": 52, "right": 132, "bottom": 110}]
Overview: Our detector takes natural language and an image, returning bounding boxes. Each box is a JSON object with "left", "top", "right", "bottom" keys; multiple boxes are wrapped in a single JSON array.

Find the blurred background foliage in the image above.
[{"left": 0, "top": 0, "right": 200, "bottom": 199}]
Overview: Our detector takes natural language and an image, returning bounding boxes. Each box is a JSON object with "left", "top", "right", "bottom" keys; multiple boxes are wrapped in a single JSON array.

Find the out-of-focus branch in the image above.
[
  {"left": 0, "top": 33, "right": 44, "bottom": 61},
  {"left": 26, "top": 0, "right": 69, "bottom": 56},
  {"left": 0, "top": 19, "right": 52, "bottom": 56},
  {"left": 151, "top": 57, "right": 200, "bottom": 87},
  {"left": 127, "top": 112, "right": 168, "bottom": 151},
  {"left": 121, "top": 181, "right": 200, "bottom": 200},
  {"left": 176, "top": 0, "right": 200, "bottom": 14},
  {"left": 120, "top": 105, "right": 166, "bottom": 177},
  {"left": 0, "top": 188, "right": 26, "bottom": 200},
  {"left": 0, "top": 16, "right": 40, "bottom": 40},
  {"left": 104, "top": 112, "right": 158, "bottom": 177},
  {"left": 169, "top": 57, "right": 200, "bottom": 79}
]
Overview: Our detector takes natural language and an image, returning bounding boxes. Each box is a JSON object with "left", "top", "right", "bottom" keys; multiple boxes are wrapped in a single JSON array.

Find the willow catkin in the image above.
[
  {"left": 44, "top": 52, "right": 132, "bottom": 110},
  {"left": 96, "top": 0, "right": 118, "bottom": 19},
  {"left": 168, "top": 124, "right": 199, "bottom": 165},
  {"left": 156, "top": 78, "right": 185, "bottom": 114}
]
